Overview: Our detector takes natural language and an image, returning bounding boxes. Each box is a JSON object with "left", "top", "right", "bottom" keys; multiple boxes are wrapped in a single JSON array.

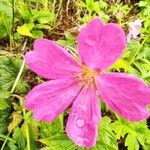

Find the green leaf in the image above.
[
  {"left": 111, "top": 116, "right": 150, "bottom": 150},
  {"left": 125, "top": 134, "right": 139, "bottom": 150},
  {"left": 126, "top": 40, "right": 141, "bottom": 63},
  {"left": 40, "top": 113, "right": 64, "bottom": 138},
  {"left": 0, "top": 90, "right": 11, "bottom": 134},
  {"left": 0, "top": 25, "right": 8, "bottom": 38},
  {"left": 12, "top": 127, "right": 26, "bottom": 150},
  {"left": 33, "top": 10, "right": 55, "bottom": 24},
  {"left": 7, "top": 141, "right": 18, "bottom": 150},
  {"left": 17, "top": 24, "right": 34, "bottom": 38},
  {"left": 0, "top": 56, "right": 29, "bottom": 93},
  {"left": 0, "top": 90, "right": 10, "bottom": 110},
  {"left": 92, "top": 116, "right": 118, "bottom": 150},
  {"left": 110, "top": 58, "right": 131, "bottom": 72},
  {"left": 57, "top": 32, "right": 76, "bottom": 48},
  {"left": 22, "top": 122, "right": 39, "bottom": 150},
  {"left": 32, "top": 30, "right": 43, "bottom": 38},
  {"left": 39, "top": 134, "right": 77, "bottom": 150},
  {"left": 0, "top": 99, "right": 9, "bottom": 110},
  {"left": 0, "top": 1, "right": 12, "bottom": 17},
  {"left": 15, "top": 80, "right": 30, "bottom": 94},
  {"left": 18, "top": 3, "right": 32, "bottom": 22},
  {"left": 0, "top": 108, "right": 11, "bottom": 134}
]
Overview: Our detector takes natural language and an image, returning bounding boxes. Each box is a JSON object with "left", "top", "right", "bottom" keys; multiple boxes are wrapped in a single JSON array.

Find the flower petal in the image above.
[
  {"left": 25, "top": 78, "right": 82, "bottom": 122},
  {"left": 78, "top": 18, "right": 126, "bottom": 71},
  {"left": 25, "top": 39, "right": 82, "bottom": 79},
  {"left": 66, "top": 84, "right": 100, "bottom": 147},
  {"left": 96, "top": 73, "right": 150, "bottom": 122}
]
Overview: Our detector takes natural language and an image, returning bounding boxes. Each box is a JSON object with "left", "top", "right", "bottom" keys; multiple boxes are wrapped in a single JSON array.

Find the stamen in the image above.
[{"left": 79, "top": 65, "right": 99, "bottom": 84}]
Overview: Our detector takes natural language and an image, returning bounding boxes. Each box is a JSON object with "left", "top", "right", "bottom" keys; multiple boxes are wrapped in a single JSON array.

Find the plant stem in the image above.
[
  {"left": 0, "top": 133, "right": 10, "bottom": 150},
  {"left": 12, "top": 0, "right": 15, "bottom": 47},
  {"left": 0, "top": 59, "right": 25, "bottom": 150},
  {"left": 26, "top": 123, "right": 31, "bottom": 150},
  {"left": 12, "top": 94, "right": 31, "bottom": 150},
  {"left": 0, "top": 40, "right": 27, "bottom": 149},
  {"left": 129, "top": 36, "right": 149, "bottom": 65},
  {"left": 11, "top": 59, "right": 25, "bottom": 93},
  {"left": 11, "top": 39, "right": 27, "bottom": 93}
]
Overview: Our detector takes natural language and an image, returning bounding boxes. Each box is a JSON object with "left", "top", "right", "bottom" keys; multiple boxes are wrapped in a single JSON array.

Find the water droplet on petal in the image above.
[
  {"left": 70, "top": 90, "right": 76, "bottom": 97},
  {"left": 76, "top": 137, "right": 90, "bottom": 145},
  {"left": 76, "top": 118, "right": 85, "bottom": 128},
  {"left": 84, "top": 36, "right": 96, "bottom": 46},
  {"left": 65, "top": 60, "right": 71, "bottom": 64},
  {"left": 77, "top": 104, "right": 88, "bottom": 112}
]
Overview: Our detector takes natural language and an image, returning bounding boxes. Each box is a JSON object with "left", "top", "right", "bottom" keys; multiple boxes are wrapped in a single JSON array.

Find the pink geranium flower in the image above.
[
  {"left": 25, "top": 18, "right": 150, "bottom": 147},
  {"left": 127, "top": 19, "right": 142, "bottom": 43}
]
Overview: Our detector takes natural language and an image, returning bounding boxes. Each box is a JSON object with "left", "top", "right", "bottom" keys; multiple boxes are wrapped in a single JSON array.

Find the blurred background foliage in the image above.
[{"left": 0, "top": 0, "right": 150, "bottom": 149}]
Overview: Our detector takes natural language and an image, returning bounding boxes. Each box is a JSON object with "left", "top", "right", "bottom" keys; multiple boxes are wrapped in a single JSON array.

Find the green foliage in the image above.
[
  {"left": 77, "top": 0, "right": 109, "bottom": 22},
  {"left": 92, "top": 117, "right": 118, "bottom": 150},
  {"left": 0, "top": 90, "right": 11, "bottom": 134},
  {"left": 0, "top": 107, "right": 11, "bottom": 135},
  {"left": 58, "top": 32, "right": 77, "bottom": 48},
  {"left": 40, "top": 134, "right": 77, "bottom": 150},
  {"left": 0, "top": 0, "right": 150, "bottom": 149},
  {"left": 111, "top": 116, "right": 150, "bottom": 150},
  {"left": 0, "top": 1, "right": 12, "bottom": 39},
  {"left": 12, "top": 127, "right": 26, "bottom": 150},
  {"left": 17, "top": 2, "right": 55, "bottom": 38},
  {"left": 0, "top": 56, "right": 29, "bottom": 93},
  {"left": 40, "top": 113, "right": 64, "bottom": 138},
  {"left": 0, "top": 91, "right": 10, "bottom": 110}
]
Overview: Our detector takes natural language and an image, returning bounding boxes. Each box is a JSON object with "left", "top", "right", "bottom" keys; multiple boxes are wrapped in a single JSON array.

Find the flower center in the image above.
[{"left": 79, "top": 65, "right": 98, "bottom": 84}]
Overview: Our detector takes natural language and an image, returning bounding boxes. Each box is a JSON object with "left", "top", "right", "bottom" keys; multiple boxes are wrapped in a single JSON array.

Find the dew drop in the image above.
[
  {"left": 84, "top": 36, "right": 96, "bottom": 46},
  {"left": 77, "top": 104, "right": 88, "bottom": 112},
  {"left": 76, "top": 118, "right": 85, "bottom": 128},
  {"left": 65, "top": 60, "right": 71, "bottom": 64},
  {"left": 70, "top": 90, "right": 76, "bottom": 97}
]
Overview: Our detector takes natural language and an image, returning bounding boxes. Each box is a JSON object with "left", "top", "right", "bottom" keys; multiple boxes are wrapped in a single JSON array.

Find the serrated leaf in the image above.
[
  {"left": 39, "top": 134, "right": 77, "bottom": 150},
  {"left": 0, "top": 99, "right": 9, "bottom": 110},
  {"left": 12, "top": 127, "right": 26, "bottom": 150},
  {"left": 15, "top": 80, "right": 30, "bottom": 94},
  {"left": 22, "top": 122, "right": 39, "bottom": 149},
  {"left": 0, "top": 90, "right": 10, "bottom": 110},
  {"left": 110, "top": 58, "right": 130, "bottom": 72},
  {"left": 92, "top": 116, "right": 118, "bottom": 150},
  {"left": 7, "top": 141, "right": 18, "bottom": 150},
  {"left": 0, "top": 56, "right": 29, "bottom": 93},
  {"left": 40, "top": 113, "right": 64, "bottom": 138},
  {"left": 111, "top": 116, "right": 150, "bottom": 149},
  {"left": 0, "top": 108, "right": 11, "bottom": 134},
  {"left": 125, "top": 133, "right": 139, "bottom": 150}
]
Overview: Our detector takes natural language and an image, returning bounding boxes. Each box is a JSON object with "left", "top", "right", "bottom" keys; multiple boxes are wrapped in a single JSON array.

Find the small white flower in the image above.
[{"left": 127, "top": 19, "right": 142, "bottom": 43}]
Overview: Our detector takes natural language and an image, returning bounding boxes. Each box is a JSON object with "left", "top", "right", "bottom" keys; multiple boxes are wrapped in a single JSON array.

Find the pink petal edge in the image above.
[
  {"left": 66, "top": 84, "right": 100, "bottom": 147},
  {"left": 78, "top": 18, "right": 126, "bottom": 71},
  {"left": 25, "top": 78, "right": 82, "bottom": 122},
  {"left": 96, "top": 73, "right": 150, "bottom": 122},
  {"left": 25, "top": 39, "right": 82, "bottom": 79}
]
